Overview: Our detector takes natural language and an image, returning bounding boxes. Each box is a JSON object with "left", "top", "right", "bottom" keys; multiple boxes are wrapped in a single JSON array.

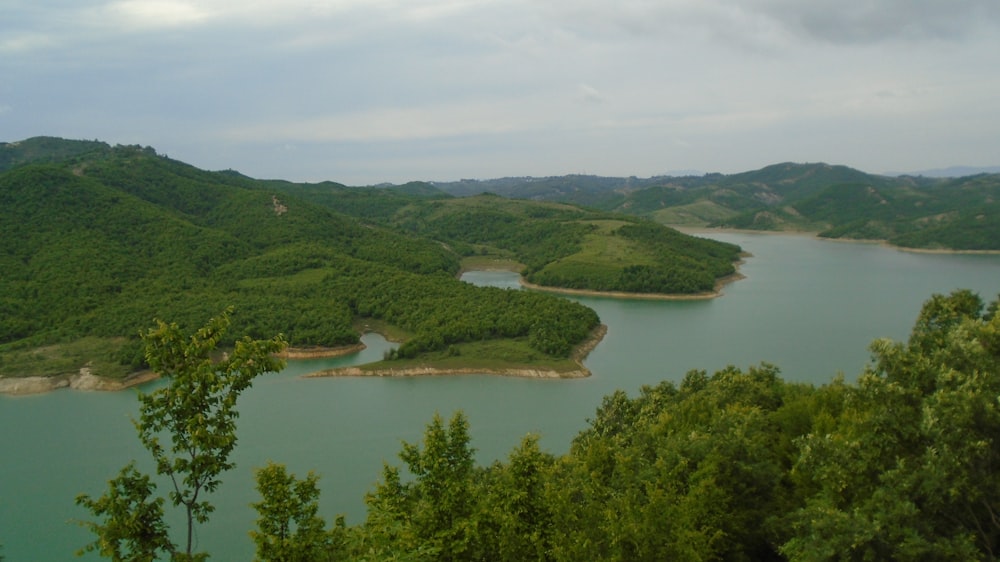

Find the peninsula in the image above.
[{"left": 0, "top": 137, "right": 742, "bottom": 390}]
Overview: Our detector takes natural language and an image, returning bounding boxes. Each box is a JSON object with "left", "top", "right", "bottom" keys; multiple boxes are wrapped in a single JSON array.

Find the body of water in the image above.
[{"left": 2, "top": 232, "right": 999, "bottom": 560}]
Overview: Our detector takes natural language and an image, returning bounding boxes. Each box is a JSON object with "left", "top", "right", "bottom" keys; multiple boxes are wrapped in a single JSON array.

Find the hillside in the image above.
[
  {"left": 433, "top": 163, "right": 1000, "bottom": 250},
  {"left": 0, "top": 137, "right": 740, "bottom": 381},
  {"left": 0, "top": 141, "right": 598, "bottom": 380},
  {"left": 383, "top": 195, "right": 741, "bottom": 295}
]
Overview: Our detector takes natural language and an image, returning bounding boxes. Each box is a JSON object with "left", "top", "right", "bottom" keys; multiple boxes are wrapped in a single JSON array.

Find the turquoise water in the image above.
[{"left": 2, "top": 232, "right": 998, "bottom": 560}]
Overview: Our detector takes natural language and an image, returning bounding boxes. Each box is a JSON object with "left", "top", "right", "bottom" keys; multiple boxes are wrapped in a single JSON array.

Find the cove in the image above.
[{"left": 1, "top": 232, "right": 998, "bottom": 560}]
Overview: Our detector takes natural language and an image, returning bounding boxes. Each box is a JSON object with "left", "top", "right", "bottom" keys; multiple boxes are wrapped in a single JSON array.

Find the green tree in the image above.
[
  {"left": 783, "top": 290, "right": 1000, "bottom": 560},
  {"left": 75, "top": 463, "right": 172, "bottom": 561},
  {"left": 250, "top": 462, "right": 330, "bottom": 561},
  {"left": 362, "top": 411, "right": 478, "bottom": 561},
  {"left": 77, "top": 309, "right": 286, "bottom": 560},
  {"left": 482, "top": 434, "right": 556, "bottom": 561}
]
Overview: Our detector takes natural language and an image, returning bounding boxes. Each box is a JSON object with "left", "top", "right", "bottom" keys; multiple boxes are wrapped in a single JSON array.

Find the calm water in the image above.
[{"left": 2, "top": 232, "right": 999, "bottom": 560}]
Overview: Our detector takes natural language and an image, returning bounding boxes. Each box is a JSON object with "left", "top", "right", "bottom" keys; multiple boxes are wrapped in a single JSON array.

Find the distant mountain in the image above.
[
  {"left": 0, "top": 136, "right": 110, "bottom": 171},
  {"left": 887, "top": 166, "right": 1000, "bottom": 178},
  {"left": 431, "top": 162, "right": 1000, "bottom": 250}
]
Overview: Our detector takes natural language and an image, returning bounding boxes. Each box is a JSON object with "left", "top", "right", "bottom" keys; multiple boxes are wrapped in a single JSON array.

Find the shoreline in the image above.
[
  {"left": 461, "top": 251, "right": 748, "bottom": 301},
  {"left": 0, "top": 368, "right": 160, "bottom": 396},
  {"left": 277, "top": 343, "right": 366, "bottom": 359},
  {"left": 677, "top": 226, "right": 1000, "bottom": 255},
  {"left": 0, "top": 342, "right": 369, "bottom": 396},
  {"left": 519, "top": 268, "right": 746, "bottom": 301},
  {"left": 306, "top": 324, "right": 608, "bottom": 380}
]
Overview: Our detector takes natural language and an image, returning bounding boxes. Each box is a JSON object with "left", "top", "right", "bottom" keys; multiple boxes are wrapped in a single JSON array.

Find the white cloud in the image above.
[
  {"left": 99, "top": 0, "right": 210, "bottom": 29},
  {"left": 0, "top": 32, "right": 56, "bottom": 54},
  {"left": 3, "top": 0, "right": 1000, "bottom": 183}
]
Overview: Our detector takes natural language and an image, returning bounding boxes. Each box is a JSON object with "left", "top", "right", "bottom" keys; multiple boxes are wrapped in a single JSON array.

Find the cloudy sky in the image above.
[{"left": 3, "top": 1, "right": 1000, "bottom": 184}]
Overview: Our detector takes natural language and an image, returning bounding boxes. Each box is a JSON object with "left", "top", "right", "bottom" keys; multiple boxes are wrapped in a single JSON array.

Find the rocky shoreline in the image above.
[
  {"left": 0, "top": 368, "right": 160, "bottom": 396},
  {"left": 307, "top": 366, "right": 590, "bottom": 379},
  {"left": 277, "top": 343, "right": 366, "bottom": 359},
  {"left": 307, "top": 324, "right": 608, "bottom": 380}
]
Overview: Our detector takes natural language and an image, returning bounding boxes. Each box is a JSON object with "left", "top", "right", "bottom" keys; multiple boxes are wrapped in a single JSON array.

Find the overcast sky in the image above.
[{"left": 3, "top": 1, "right": 1000, "bottom": 184}]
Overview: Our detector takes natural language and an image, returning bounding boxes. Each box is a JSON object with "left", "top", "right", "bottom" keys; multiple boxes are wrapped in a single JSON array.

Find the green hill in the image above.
[
  {"left": 432, "top": 163, "right": 1000, "bottom": 250},
  {"left": 378, "top": 195, "right": 741, "bottom": 294},
  {"left": 0, "top": 136, "right": 111, "bottom": 171},
  {"left": 0, "top": 141, "right": 604, "bottom": 379},
  {"left": 1, "top": 137, "right": 742, "bottom": 381}
]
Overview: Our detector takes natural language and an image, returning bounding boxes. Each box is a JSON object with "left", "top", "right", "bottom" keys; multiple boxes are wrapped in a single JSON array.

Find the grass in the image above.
[
  {"left": 353, "top": 318, "right": 413, "bottom": 343},
  {"left": 351, "top": 338, "right": 583, "bottom": 374},
  {"left": 652, "top": 199, "right": 738, "bottom": 226},
  {"left": 0, "top": 336, "right": 132, "bottom": 379},
  {"left": 533, "top": 219, "right": 659, "bottom": 281},
  {"left": 459, "top": 255, "right": 524, "bottom": 272}
]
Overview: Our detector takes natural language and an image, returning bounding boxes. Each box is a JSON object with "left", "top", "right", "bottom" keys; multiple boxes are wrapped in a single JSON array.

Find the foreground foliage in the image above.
[
  {"left": 304, "top": 290, "right": 1000, "bottom": 560},
  {"left": 82, "top": 290, "right": 1000, "bottom": 560},
  {"left": 76, "top": 311, "right": 286, "bottom": 560}
]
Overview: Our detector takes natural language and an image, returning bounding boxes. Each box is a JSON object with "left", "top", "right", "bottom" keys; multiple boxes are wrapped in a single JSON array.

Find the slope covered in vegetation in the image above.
[
  {"left": 1, "top": 137, "right": 740, "bottom": 380},
  {"left": 380, "top": 195, "right": 742, "bottom": 295},
  {"left": 434, "top": 163, "right": 1000, "bottom": 250},
  {"left": 0, "top": 140, "right": 602, "bottom": 379}
]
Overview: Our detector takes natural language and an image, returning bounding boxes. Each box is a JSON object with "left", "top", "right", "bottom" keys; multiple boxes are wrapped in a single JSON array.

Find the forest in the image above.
[
  {"left": 75, "top": 290, "right": 1000, "bottom": 561},
  {"left": 0, "top": 137, "right": 735, "bottom": 381}
]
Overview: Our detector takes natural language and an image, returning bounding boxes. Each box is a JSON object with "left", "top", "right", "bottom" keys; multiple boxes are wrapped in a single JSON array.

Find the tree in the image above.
[
  {"left": 75, "top": 463, "right": 172, "bottom": 561},
  {"left": 783, "top": 290, "right": 1000, "bottom": 560},
  {"left": 482, "top": 434, "right": 556, "bottom": 561},
  {"left": 361, "top": 412, "right": 479, "bottom": 561},
  {"left": 250, "top": 462, "right": 330, "bottom": 562},
  {"left": 77, "top": 309, "right": 286, "bottom": 560}
]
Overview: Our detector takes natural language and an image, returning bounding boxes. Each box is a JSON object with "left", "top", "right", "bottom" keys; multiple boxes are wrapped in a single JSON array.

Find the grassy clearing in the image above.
[
  {"left": 351, "top": 338, "right": 582, "bottom": 373},
  {"left": 0, "top": 337, "right": 132, "bottom": 379},
  {"left": 353, "top": 318, "right": 413, "bottom": 343},
  {"left": 459, "top": 255, "right": 524, "bottom": 272},
  {"left": 652, "top": 199, "right": 738, "bottom": 226},
  {"left": 535, "top": 219, "right": 658, "bottom": 279}
]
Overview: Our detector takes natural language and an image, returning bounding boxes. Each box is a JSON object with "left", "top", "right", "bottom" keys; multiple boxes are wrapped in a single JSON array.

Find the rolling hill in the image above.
[
  {"left": 433, "top": 163, "right": 1000, "bottom": 250},
  {"left": 0, "top": 137, "right": 740, "bottom": 381}
]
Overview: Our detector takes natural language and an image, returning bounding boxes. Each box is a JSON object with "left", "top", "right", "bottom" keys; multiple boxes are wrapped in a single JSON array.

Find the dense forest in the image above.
[
  {"left": 432, "top": 163, "right": 1000, "bottom": 251},
  {"left": 76, "top": 290, "right": 1000, "bottom": 560},
  {"left": 0, "top": 137, "right": 736, "bottom": 380}
]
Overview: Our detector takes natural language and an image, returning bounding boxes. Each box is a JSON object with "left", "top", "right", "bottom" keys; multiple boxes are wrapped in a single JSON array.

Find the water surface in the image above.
[{"left": 2, "top": 232, "right": 998, "bottom": 560}]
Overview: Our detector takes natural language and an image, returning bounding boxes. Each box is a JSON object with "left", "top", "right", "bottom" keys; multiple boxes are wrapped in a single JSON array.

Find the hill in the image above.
[
  {"left": 433, "top": 163, "right": 1000, "bottom": 250},
  {"left": 0, "top": 137, "right": 740, "bottom": 382},
  {"left": 0, "top": 141, "right": 592, "bottom": 380},
  {"left": 383, "top": 195, "right": 741, "bottom": 295}
]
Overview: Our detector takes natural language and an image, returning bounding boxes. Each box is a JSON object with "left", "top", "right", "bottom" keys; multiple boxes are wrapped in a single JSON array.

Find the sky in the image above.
[{"left": 3, "top": 0, "right": 1000, "bottom": 185}]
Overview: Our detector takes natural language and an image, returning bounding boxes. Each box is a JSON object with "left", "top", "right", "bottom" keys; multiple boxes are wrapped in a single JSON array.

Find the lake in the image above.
[{"left": 2, "top": 232, "right": 999, "bottom": 560}]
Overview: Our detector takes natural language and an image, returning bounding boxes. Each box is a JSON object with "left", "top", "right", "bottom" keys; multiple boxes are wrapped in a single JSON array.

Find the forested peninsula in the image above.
[{"left": 0, "top": 137, "right": 741, "bottom": 387}]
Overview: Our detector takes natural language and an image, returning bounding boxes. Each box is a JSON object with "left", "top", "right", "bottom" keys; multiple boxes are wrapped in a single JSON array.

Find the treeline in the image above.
[{"left": 287, "top": 290, "right": 1000, "bottom": 560}]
